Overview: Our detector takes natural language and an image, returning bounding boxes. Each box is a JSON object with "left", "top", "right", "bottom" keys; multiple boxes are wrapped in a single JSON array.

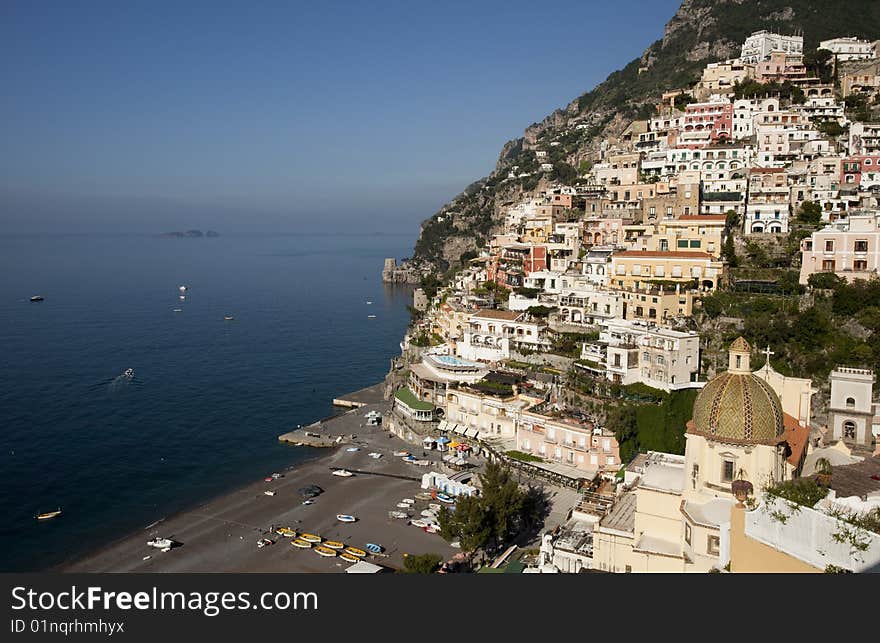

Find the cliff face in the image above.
[{"left": 402, "top": 0, "right": 880, "bottom": 276}]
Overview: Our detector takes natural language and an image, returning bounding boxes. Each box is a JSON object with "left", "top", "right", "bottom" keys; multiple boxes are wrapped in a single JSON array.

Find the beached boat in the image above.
[
  {"left": 411, "top": 459, "right": 431, "bottom": 466},
  {"left": 263, "top": 490, "right": 276, "bottom": 496},
  {"left": 390, "top": 511, "right": 409, "bottom": 519},
  {"left": 400, "top": 498, "right": 414, "bottom": 504},
  {"left": 345, "top": 447, "right": 360, "bottom": 452},
  {"left": 339, "top": 552, "right": 360, "bottom": 563},
  {"left": 147, "top": 537, "right": 174, "bottom": 549},
  {"left": 331, "top": 469, "right": 354, "bottom": 477},
  {"left": 275, "top": 527, "right": 296, "bottom": 538},
  {"left": 368, "top": 452, "right": 382, "bottom": 459},
  {"left": 415, "top": 493, "right": 434, "bottom": 501},
  {"left": 365, "top": 543, "right": 383, "bottom": 554},
  {"left": 425, "top": 524, "right": 441, "bottom": 534},
  {"left": 299, "top": 533, "right": 322, "bottom": 543},
  {"left": 314, "top": 546, "right": 337, "bottom": 557},
  {"left": 434, "top": 492, "right": 454, "bottom": 503},
  {"left": 323, "top": 541, "right": 344, "bottom": 550},
  {"left": 336, "top": 514, "right": 357, "bottom": 523},
  {"left": 428, "top": 503, "right": 442, "bottom": 511},
  {"left": 421, "top": 509, "right": 437, "bottom": 518},
  {"left": 291, "top": 539, "right": 312, "bottom": 549},
  {"left": 395, "top": 502, "right": 411, "bottom": 509},
  {"left": 410, "top": 519, "right": 429, "bottom": 528},
  {"left": 302, "top": 499, "right": 315, "bottom": 505},
  {"left": 343, "top": 546, "right": 366, "bottom": 558},
  {"left": 257, "top": 538, "right": 273, "bottom": 548},
  {"left": 392, "top": 451, "right": 409, "bottom": 457}
]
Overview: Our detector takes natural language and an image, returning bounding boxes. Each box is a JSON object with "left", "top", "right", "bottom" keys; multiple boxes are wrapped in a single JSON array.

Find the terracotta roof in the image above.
[
  {"left": 827, "top": 456, "right": 880, "bottom": 499},
  {"left": 778, "top": 413, "right": 810, "bottom": 467},
  {"left": 750, "top": 167, "right": 786, "bottom": 173},
  {"left": 675, "top": 215, "right": 728, "bottom": 221},
  {"left": 471, "top": 309, "right": 523, "bottom": 321},
  {"left": 614, "top": 250, "right": 715, "bottom": 259}
]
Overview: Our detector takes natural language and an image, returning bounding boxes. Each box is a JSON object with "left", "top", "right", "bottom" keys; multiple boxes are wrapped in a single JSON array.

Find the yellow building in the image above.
[
  {"left": 610, "top": 250, "right": 724, "bottom": 291},
  {"left": 592, "top": 338, "right": 811, "bottom": 573}
]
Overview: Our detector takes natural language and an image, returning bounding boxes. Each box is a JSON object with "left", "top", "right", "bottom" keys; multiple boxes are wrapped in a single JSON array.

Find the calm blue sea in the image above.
[{"left": 0, "top": 232, "right": 415, "bottom": 571}]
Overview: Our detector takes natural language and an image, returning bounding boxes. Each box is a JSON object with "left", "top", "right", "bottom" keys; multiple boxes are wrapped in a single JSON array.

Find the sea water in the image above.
[{"left": 0, "top": 233, "right": 415, "bottom": 571}]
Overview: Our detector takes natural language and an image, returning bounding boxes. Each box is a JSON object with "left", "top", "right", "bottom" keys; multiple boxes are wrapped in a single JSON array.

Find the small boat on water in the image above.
[
  {"left": 331, "top": 469, "right": 354, "bottom": 477},
  {"left": 179, "top": 285, "right": 188, "bottom": 292},
  {"left": 275, "top": 527, "right": 297, "bottom": 538},
  {"left": 336, "top": 514, "right": 357, "bottom": 523},
  {"left": 366, "top": 301, "right": 372, "bottom": 305},
  {"left": 179, "top": 295, "right": 186, "bottom": 301},
  {"left": 314, "top": 546, "right": 337, "bottom": 557},
  {"left": 367, "top": 315, "right": 376, "bottom": 318},
  {"left": 323, "top": 541, "right": 344, "bottom": 550},
  {"left": 30, "top": 295, "right": 44, "bottom": 302},
  {"left": 36, "top": 508, "right": 61, "bottom": 521},
  {"left": 291, "top": 539, "right": 312, "bottom": 549},
  {"left": 365, "top": 543, "right": 383, "bottom": 554},
  {"left": 173, "top": 308, "right": 182, "bottom": 312},
  {"left": 223, "top": 315, "right": 235, "bottom": 321},
  {"left": 123, "top": 368, "right": 134, "bottom": 378},
  {"left": 300, "top": 533, "right": 322, "bottom": 543},
  {"left": 343, "top": 546, "right": 366, "bottom": 558},
  {"left": 339, "top": 552, "right": 360, "bottom": 563}
]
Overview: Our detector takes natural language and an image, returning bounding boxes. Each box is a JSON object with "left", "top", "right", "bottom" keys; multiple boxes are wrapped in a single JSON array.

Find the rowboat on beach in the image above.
[
  {"left": 396, "top": 502, "right": 411, "bottom": 509},
  {"left": 343, "top": 546, "right": 366, "bottom": 558},
  {"left": 314, "top": 546, "right": 337, "bottom": 557},
  {"left": 392, "top": 451, "right": 409, "bottom": 457},
  {"left": 291, "top": 539, "right": 312, "bottom": 549},
  {"left": 263, "top": 490, "right": 276, "bottom": 496},
  {"left": 339, "top": 552, "right": 360, "bottom": 563},
  {"left": 275, "top": 527, "right": 297, "bottom": 538},
  {"left": 400, "top": 498, "right": 414, "bottom": 504},
  {"left": 410, "top": 519, "right": 429, "bottom": 528},
  {"left": 299, "top": 533, "right": 322, "bottom": 543},
  {"left": 365, "top": 543, "right": 383, "bottom": 554},
  {"left": 389, "top": 511, "right": 409, "bottom": 519},
  {"left": 323, "top": 541, "right": 345, "bottom": 550},
  {"left": 331, "top": 469, "right": 354, "bottom": 477},
  {"left": 336, "top": 514, "right": 357, "bottom": 523},
  {"left": 421, "top": 509, "right": 437, "bottom": 518},
  {"left": 428, "top": 503, "right": 442, "bottom": 511}
]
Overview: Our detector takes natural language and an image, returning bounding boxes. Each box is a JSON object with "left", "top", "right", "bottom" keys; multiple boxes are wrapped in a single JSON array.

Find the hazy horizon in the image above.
[{"left": 1, "top": 0, "right": 680, "bottom": 235}]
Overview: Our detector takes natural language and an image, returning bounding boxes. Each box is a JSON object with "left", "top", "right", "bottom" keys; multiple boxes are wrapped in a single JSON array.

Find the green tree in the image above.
[
  {"left": 797, "top": 200, "right": 823, "bottom": 226},
  {"left": 722, "top": 234, "right": 738, "bottom": 267},
  {"left": 403, "top": 553, "right": 443, "bottom": 574}
]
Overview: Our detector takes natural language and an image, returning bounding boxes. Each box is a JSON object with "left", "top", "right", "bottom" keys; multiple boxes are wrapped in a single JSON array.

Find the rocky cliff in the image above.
[{"left": 400, "top": 0, "right": 880, "bottom": 277}]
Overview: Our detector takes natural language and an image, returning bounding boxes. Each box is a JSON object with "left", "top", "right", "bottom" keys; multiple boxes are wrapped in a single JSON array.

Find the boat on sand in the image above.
[
  {"left": 291, "top": 539, "right": 312, "bottom": 549},
  {"left": 336, "top": 514, "right": 357, "bottom": 523},
  {"left": 343, "top": 546, "right": 366, "bottom": 558},
  {"left": 331, "top": 469, "right": 354, "bottom": 477},
  {"left": 314, "top": 546, "right": 337, "bottom": 557},
  {"left": 299, "top": 533, "right": 322, "bottom": 543}
]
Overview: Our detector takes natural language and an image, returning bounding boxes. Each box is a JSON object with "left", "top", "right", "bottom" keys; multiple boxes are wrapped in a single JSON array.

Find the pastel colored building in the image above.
[
  {"left": 798, "top": 212, "right": 880, "bottom": 284},
  {"left": 610, "top": 250, "right": 723, "bottom": 291}
]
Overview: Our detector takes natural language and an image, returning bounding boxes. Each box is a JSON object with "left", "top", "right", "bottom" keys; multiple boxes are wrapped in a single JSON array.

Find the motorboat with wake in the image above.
[
  {"left": 30, "top": 295, "right": 44, "bottom": 302},
  {"left": 35, "top": 508, "right": 61, "bottom": 521}
]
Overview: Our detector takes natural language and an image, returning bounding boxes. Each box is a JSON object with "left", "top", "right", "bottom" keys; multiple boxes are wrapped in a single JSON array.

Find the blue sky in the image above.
[{"left": 0, "top": 0, "right": 681, "bottom": 234}]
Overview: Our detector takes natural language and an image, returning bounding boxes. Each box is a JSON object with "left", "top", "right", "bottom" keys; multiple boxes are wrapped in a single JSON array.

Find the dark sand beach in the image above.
[{"left": 59, "top": 401, "right": 461, "bottom": 573}]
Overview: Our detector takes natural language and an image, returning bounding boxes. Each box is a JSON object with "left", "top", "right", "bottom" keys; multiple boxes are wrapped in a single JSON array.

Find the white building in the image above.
[
  {"left": 740, "top": 31, "right": 803, "bottom": 64},
  {"left": 828, "top": 366, "right": 880, "bottom": 450},
  {"left": 457, "top": 309, "right": 549, "bottom": 362},
  {"left": 579, "top": 319, "right": 702, "bottom": 391},
  {"left": 819, "top": 37, "right": 877, "bottom": 61}
]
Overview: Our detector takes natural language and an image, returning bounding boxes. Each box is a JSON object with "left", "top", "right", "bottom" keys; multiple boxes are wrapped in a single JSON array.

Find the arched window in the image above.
[
  {"left": 845, "top": 397, "right": 856, "bottom": 408},
  {"left": 843, "top": 420, "right": 857, "bottom": 439}
]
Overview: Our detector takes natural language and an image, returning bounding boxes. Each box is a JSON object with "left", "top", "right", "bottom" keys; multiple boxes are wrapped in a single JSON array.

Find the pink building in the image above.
[
  {"left": 799, "top": 212, "right": 880, "bottom": 284},
  {"left": 676, "top": 101, "right": 733, "bottom": 149},
  {"left": 841, "top": 155, "right": 880, "bottom": 189},
  {"left": 583, "top": 216, "right": 632, "bottom": 246}
]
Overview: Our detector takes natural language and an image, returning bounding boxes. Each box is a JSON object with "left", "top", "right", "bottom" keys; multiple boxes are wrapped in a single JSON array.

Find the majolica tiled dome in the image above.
[{"left": 689, "top": 338, "right": 784, "bottom": 445}]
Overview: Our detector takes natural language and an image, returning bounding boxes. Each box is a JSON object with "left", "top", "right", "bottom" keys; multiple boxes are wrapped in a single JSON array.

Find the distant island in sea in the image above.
[{"left": 158, "top": 230, "right": 219, "bottom": 238}]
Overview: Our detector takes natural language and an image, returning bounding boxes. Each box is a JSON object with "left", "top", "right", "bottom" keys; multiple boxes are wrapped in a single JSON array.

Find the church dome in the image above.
[{"left": 689, "top": 338, "right": 784, "bottom": 445}]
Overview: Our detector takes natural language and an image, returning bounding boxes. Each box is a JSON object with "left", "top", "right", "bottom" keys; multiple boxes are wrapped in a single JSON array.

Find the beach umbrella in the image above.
[{"left": 436, "top": 437, "right": 451, "bottom": 444}]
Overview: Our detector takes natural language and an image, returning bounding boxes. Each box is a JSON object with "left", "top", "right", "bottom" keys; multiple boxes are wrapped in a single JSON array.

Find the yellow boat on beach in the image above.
[
  {"left": 343, "top": 546, "right": 366, "bottom": 558},
  {"left": 275, "top": 527, "right": 297, "bottom": 538},
  {"left": 339, "top": 552, "right": 360, "bottom": 563},
  {"left": 299, "top": 533, "right": 322, "bottom": 543},
  {"left": 291, "top": 539, "right": 312, "bottom": 549},
  {"left": 323, "top": 541, "right": 344, "bottom": 550},
  {"left": 314, "top": 546, "right": 337, "bottom": 557}
]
